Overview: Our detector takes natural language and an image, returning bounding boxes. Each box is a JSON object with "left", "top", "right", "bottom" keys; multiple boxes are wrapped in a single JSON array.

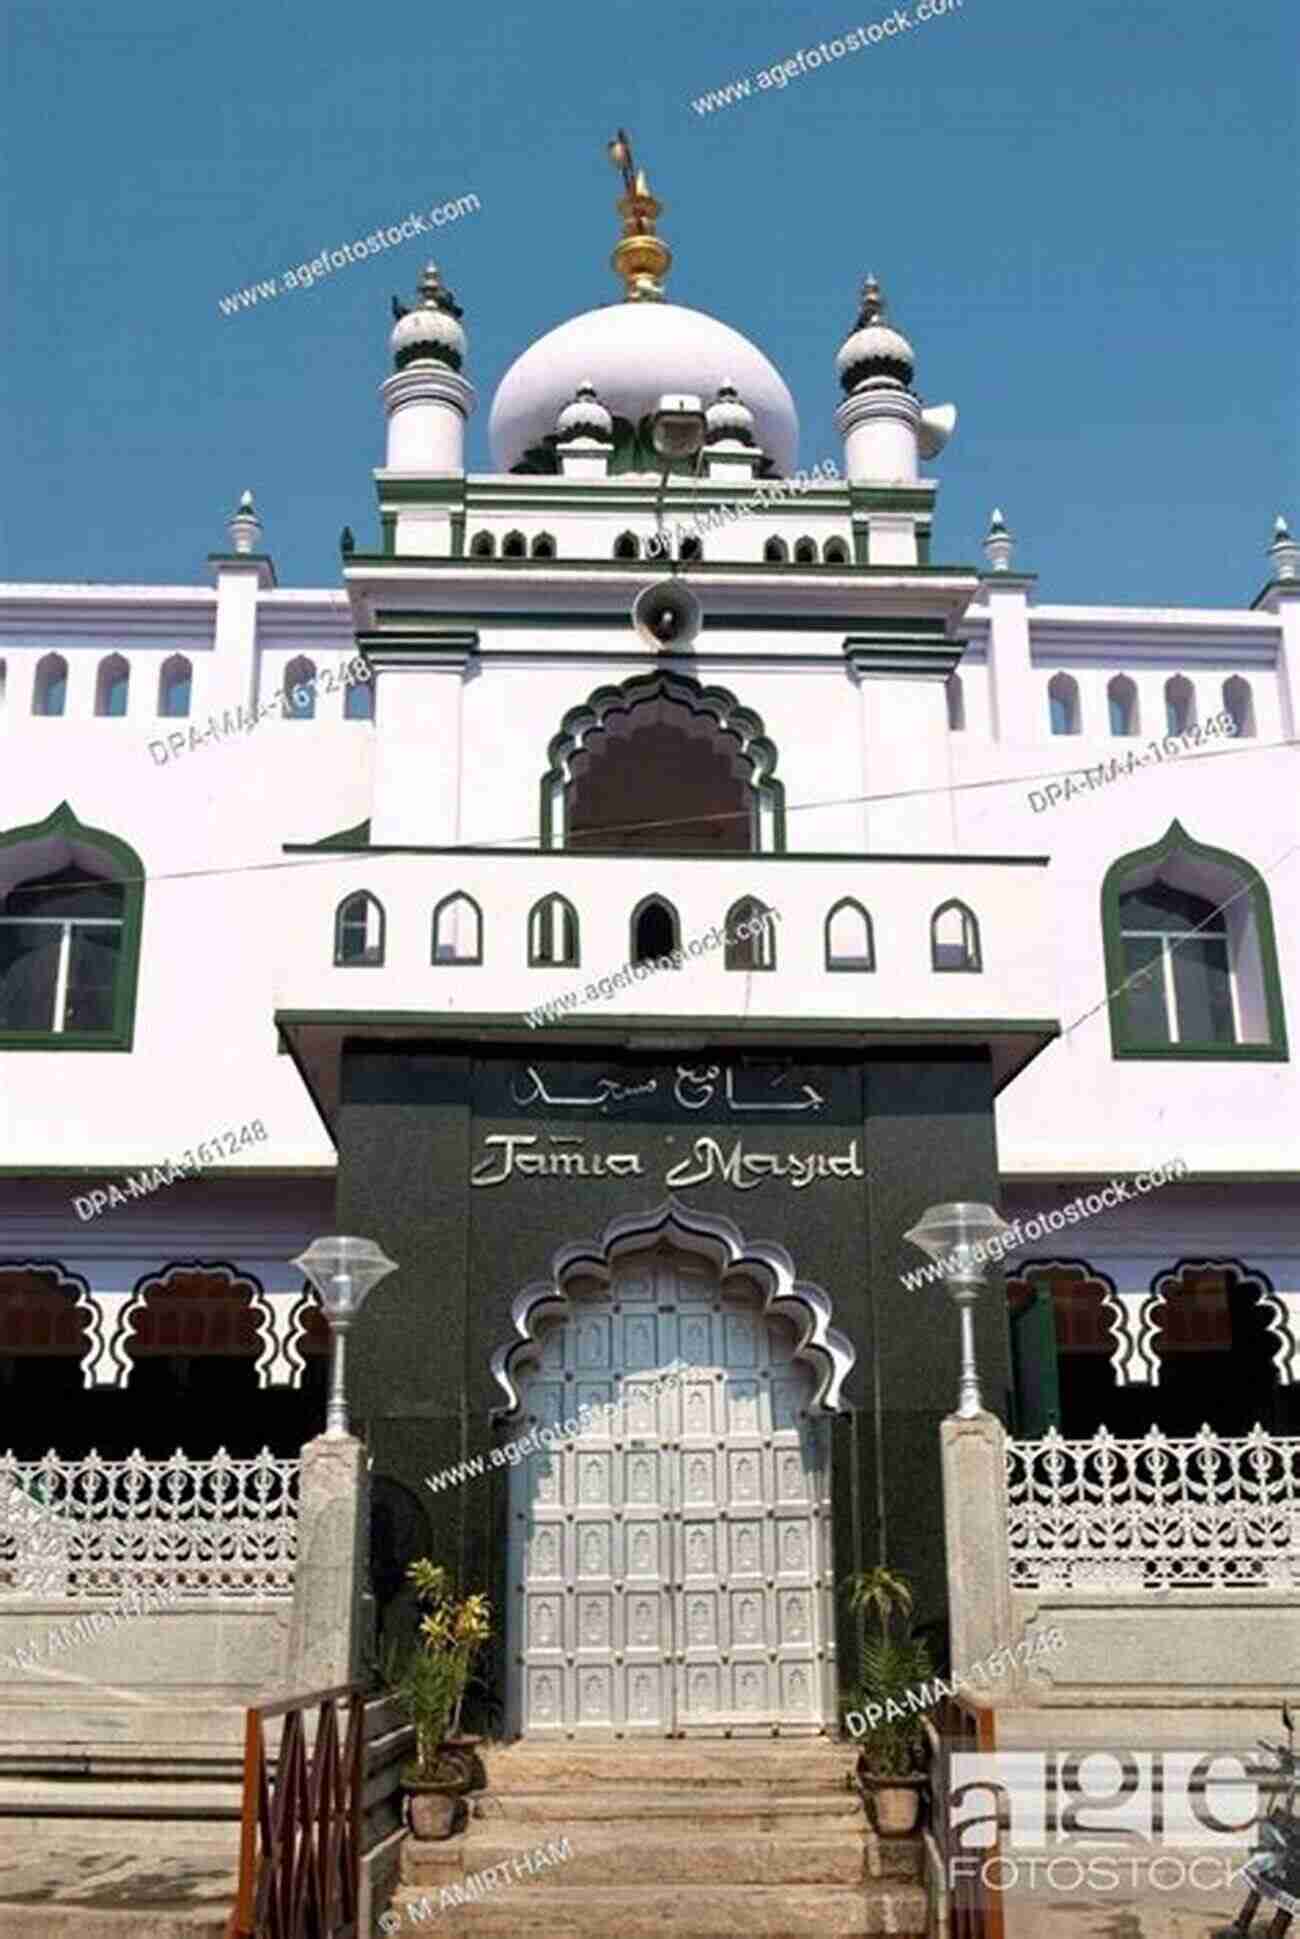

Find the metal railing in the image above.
[
  {"left": 226, "top": 1684, "right": 364, "bottom": 1939},
  {"left": 0, "top": 1448, "right": 300, "bottom": 1598},
  {"left": 1007, "top": 1425, "right": 1300, "bottom": 1591}
]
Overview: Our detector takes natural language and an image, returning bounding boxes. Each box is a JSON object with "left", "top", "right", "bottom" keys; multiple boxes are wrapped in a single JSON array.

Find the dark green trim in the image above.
[
  {"left": 431, "top": 891, "right": 484, "bottom": 967},
  {"left": 285, "top": 834, "right": 1051, "bottom": 865},
  {"left": 930, "top": 898, "right": 983, "bottom": 973},
  {"left": 333, "top": 890, "right": 386, "bottom": 968},
  {"left": 847, "top": 486, "right": 937, "bottom": 513},
  {"left": 852, "top": 525, "right": 869, "bottom": 567},
  {"left": 824, "top": 898, "right": 876, "bottom": 972},
  {"left": 0, "top": 803, "right": 145, "bottom": 1052},
  {"left": 628, "top": 893, "right": 683, "bottom": 968},
  {"left": 380, "top": 514, "right": 396, "bottom": 556},
  {"left": 341, "top": 553, "right": 979, "bottom": 580},
  {"left": 307, "top": 818, "right": 372, "bottom": 851},
  {"left": 374, "top": 478, "right": 466, "bottom": 506},
  {"left": 1100, "top": 819, "right": 1289, "bottom": 1062},
  {"left": 526, "top": 892, "right": 581, "bottom": 969}
]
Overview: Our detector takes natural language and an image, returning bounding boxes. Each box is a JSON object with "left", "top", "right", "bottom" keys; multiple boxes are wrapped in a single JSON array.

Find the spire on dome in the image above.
[
  {"left": 228, "top": 490, "right": 262, "bottom": 554},
  {"left": 389, "top": 263, "right": 467, "bottom": 372},
  {"left": 837, "top": 273, "right": 915, "bottom": 392},
  {"left": 607, "top": 127, "right": 671, "bottom": 303},
  {"left": 1270, "top": 513, "right": 1298, "bottom": 580}
]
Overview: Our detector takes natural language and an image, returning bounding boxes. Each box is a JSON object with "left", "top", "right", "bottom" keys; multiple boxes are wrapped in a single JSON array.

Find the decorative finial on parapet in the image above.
[
  {"left": 1270, "top": 514, "right": 1299, "bottom": 581},
  {"left": 607, "top": 128, "right": 670, "bottom": 302},
  {"left": 984, "top": 507, "right": 1014, "bottom": 572},
  {"left": 340, "top": 526, "right": 355, "bottom": 557},
  {"left": 228, "top": 490, "right": 262, "bottom": 555}
]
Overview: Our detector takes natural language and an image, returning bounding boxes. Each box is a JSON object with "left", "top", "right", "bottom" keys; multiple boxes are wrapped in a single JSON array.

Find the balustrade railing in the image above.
[
  {"left": 0, "top": 1448, "right": 300, "bottom": 1598},
  {"left": 1007, "top": 1425, "right": 1300, "bottom": 1591}
]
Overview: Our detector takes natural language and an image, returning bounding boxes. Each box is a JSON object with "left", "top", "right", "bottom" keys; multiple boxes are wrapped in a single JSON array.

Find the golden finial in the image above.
[{"left": 607, "top": 128, "right": 671, "bottom": 303}]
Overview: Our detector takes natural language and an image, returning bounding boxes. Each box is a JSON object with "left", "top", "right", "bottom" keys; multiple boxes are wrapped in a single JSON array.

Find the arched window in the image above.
[
  {"left": 822, "top": 538, "right": 849, "bottom": 565},
  {"left": 344, "top": 678, "right": 374, "bottom": 720},
  {"left": 502, "top": 531, "right": 526, "bottom": 559},
  {"left": 528, "top": 894, "right": 580, "bottom": 967},
  {"left": 945, "top": 673, "right": 965, "bottom": 732},
  {"left": 1102, "top": 821, "right": 1287, "bottom": 1059},
  {"left": 680, "top": 535, "right": 703, "bottom": 562},
  {"left": 793, "top": 537, "right": 817, "bottom": 565},
  {"left": 1048, "top": 673, "right": 1079, "bottom": 736},
  {"left": 1108, "top": 674, "right": 1139, "bottom": 737},
  {"left": 931, "top": 899, "right": 982, "bottom": 972},
  {"left": 33, "top": 654, "right": 68, "bottom": 718},
  {"left": 531, "top": 533, "right": 556, "bottom": 559},
  {"left": 283, "top": 655, "right": 316, "bottom": 720},
  {"left": 630, "top": 895, "right": 679, "bottom": 966},
  {"left": 1165, "top": 675, "right": 1195, "bottom": 737},
  {"left": 764, "top": 537, "right": 788, "bottom": 563},
  {"left": 94, "top": 654, "right": 130, "bottom": 718},
  {"left": 158, "top": 654, "right": 192, "bottom": 719},
  {"left": 0, "top": 804, "right": 144, "bottom": 1049},
  {"left": 334, "top": 891, "right": 385, "bottom": 966},
  {"left": 0, "top": 660, "right": 7, "bottom": 710},
  {"left": 614, "top": 531, "right": 641, "bottom": 561},
  {"left": 431, "top": 892, "right": 482, "bottom": 965},
  {"left": 825, "top": 898, "right": 875, "bottom": 971},
  {"left": 1223, "top": 676, "right": 1255, "bottom": 737},
  {"left": 470, "top": 531, "right": 495, "bottom": 558},
  {"left": 724, "top": 897, "right": 776, "bottom": 971}
]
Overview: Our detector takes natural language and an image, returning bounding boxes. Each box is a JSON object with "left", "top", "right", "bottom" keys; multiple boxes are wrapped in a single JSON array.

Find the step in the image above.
[
  {"left": 0, "top": 1777, "right": 243, "bottom": 1820},
  {"left": 403, "top": 1826, "right": 921, "bottom": 1889},
  {"left": 390, "top": 1881, "right": 930, "bottom": 1937},
  {"left": 477, "top": 1740, "right": 857, "bottom": 1794},
  {"left": 469, "top": 1786, "right": 865, "bottom": 1831},
  {"left": 0, "top": 1820, "right": 237, "bottom": 1939}
]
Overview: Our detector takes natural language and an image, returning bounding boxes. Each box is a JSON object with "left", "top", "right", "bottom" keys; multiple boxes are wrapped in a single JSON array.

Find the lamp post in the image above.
[
  {"left": 903, "top": 1202, "right": 1016, "bottom": 1418},
  {"left": 292, "top": 1235, "right": 397, "bottom": 1439}
]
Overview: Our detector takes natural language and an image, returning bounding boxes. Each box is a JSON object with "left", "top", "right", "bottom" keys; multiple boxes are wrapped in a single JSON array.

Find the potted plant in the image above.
[
  {"left": 384, "top": 1559, "right": 492, "bottom": 1838},
  {"left": 842, "top": 1565, "right": 934, "bottom": 1835}
]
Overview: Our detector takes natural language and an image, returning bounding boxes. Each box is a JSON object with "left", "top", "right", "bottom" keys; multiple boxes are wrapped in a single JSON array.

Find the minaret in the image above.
[
  {"left": 835, "top": 276, "right": 956, "bottom": 486},
  {"left": 382, "top": 264, "right": 475, "bottom": 471}
]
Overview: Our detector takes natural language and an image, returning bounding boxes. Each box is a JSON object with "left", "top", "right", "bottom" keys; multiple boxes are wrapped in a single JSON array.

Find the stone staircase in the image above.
[{"left": 386, "top": 1741, "right": 930, "bottom": 1939}]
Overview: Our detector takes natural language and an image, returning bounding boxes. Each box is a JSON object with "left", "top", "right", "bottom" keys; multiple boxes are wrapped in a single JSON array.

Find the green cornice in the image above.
[
  {"left": 342, "top": 553, "right": 976, "bottom": 579},
  {"left": 373, "top": 478, "right": 466, "bottom": 507},
  {"left": 306, "top": 817, "right": 372, "bottom": 851},
  {"left": 846, "top": 485, "right": 937, "bottom": 513},
  {"left": 0, "top": 802, "right": 145, "bottom": 1052},
  {"left": 285, "top": 833, "right": 1050, "bottom": 865},
  {"left": 1099, "top": 818, "right": 1289, "bottom": 1062}
]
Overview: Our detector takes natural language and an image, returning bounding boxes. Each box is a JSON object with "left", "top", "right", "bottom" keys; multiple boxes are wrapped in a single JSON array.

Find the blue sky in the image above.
[{"left": 2, "top": 0, "right": 1295, "bottom": 604}]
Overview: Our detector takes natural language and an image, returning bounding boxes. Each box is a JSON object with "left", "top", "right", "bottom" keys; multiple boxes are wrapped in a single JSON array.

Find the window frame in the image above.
[
  {"left": 724, "top": 896, "right": 776, "bottom": 972},
  {"left": 629, "top": 893, "right": 681, "bottom": 967},
  {"left": 333, "top": 891, "right": 386, "bottom": 967},
  {"left": 528, "top": 893, "right": 580, "bottom": 968},
  {"left": 825, "top": 897, "right": 875, "bottom": 972},
  {"left": 430, "top": 891, "right": 484, "bottom": 967},
  {"left": 930, "top": 898, "right": 983, "bottom": 973},
  {"left": 1047, "top": 672, "right": 1080, "bottom": 737}
]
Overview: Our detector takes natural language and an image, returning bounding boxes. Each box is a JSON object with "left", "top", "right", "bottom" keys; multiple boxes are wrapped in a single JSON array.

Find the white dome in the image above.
[{"left": 489, "top": 303, "right": 798, "bottom": 474}]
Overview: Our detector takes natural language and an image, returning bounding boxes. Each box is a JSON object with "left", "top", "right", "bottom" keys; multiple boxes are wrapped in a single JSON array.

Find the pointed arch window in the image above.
[
  {"left": 793, "top": 537, "right": 817, "bottom": 565},
  {"left": 0, "top": 804, "right": 145, "bottom": 1049},
  {"left": 1048, "top": 673, "right": 1079, "bottom": 736},
  {"left": 724, "top": 897, "right": 776, "bottom": 971},
  {"left": 630, "top": 895, "right": 679, "bottom": 966},
  {"left": 1223, "top": 676, "right": 1255, "bottom": 737},
  {"left": 158, "top": 654, "right": 192, "bottom": 718},
  {"left": 764, "top": 537, "right": 788, "bottom": 563},
  {"left": 822, "top": 538, "right": 849, "bottom": 565},
  {"left": 33, "top": 654, "right": 68, "bottom": 718},
  {"left": 931, "top": 899, "right": 982, "bottom": 972},
  {"left": 1108, "top": 674, "right": 1139, "bottom": 737},
  {"left": 334, "top": 891, "right": 385, "bottom": 966},
  {"left": 502, "top": 531, "right": 526, "bottom": 559},
  {"left": 431, "top": 892, "right": 482, "bottom": 965},
  {"left": 1102, "top": 822, "right": 1287, "bottom": 1060},
  {"left": 528, "top": 894, "right": 580, "bottom": 967},
  {"left": 614, "top": 531, "right": 641, "bottom": 561},
  {"left": 825, "top": 898, "right": 875, "bottom": 971},
  {"left": 679, "top": 535, "right": 703, "bottom": 562},
  {"left": 945, "top": 673, "right": 965, "bottom": 732},
  {"left": 531, "top": 533, "right": 556, "bottom": 559},
  {"left": 470, "top": 531, "right": 495, "bottom": 558},
  {"left": 95, "top": 654, "right": 130, "bottom": 718},
  {"left": 0, "top": 660, "right": 5, "bottom": 711},
  {"left": 1165, "top": 675, "right": 1195, "bottom": 737},
  {"left": 283, "top": 655, "right": 316, "bottom": 719}
]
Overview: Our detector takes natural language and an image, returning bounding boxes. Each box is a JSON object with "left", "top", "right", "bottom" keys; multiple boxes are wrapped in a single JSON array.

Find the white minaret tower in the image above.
[
  {"left": 835, "top": 276, "right": 956, "bottom": 485},
  {"left": 382, "top": 263, "right": 475, "bottom": 471}
]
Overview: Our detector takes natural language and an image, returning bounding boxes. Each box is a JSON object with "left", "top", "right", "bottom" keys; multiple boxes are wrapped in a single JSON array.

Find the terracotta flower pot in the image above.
[{"left": 859, "top": 1771, "right": 926, "bottom": 1836}]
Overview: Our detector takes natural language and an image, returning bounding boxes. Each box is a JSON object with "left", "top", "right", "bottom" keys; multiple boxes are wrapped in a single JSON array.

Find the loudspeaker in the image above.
[{"left": 631, "top": 578, "right": 702, "bottom": 651}]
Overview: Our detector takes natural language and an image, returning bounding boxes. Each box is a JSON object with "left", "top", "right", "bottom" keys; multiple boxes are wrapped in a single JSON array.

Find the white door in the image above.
[{"left": 507, "top": 1248, "right": 833, "bottom": 1737}]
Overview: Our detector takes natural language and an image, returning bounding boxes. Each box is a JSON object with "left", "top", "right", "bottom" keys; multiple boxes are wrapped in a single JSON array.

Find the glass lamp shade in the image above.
[
  {"left": 903, "top": 1201, "right": 1015, "bottom": 1280},
  {"left": 292, "top": 1235, "right": 397, "bottom": 1320},
  {"left": 651, "top": 394, "right": 707, "bottom": 461}
]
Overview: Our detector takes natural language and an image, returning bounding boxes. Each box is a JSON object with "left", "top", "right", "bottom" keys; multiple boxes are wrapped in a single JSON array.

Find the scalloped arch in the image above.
[
  {"left": 539, "top": 670, "right": 786, "bottom": 851},
  {"left": 489, "top": 1197, "right": 855, "bottom": 1417}
]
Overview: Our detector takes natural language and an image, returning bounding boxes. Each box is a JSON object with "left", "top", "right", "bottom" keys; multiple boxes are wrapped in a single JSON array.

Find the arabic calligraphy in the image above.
[
  {"left": 673, "top": 1066, "right": 825, "bottom": 1113},
  {"left": 511, "top": 1067, "right": 659, "bottom": 1113},
  {"left": 509, "top": 1064, "right": 826, "bottom": 1115}
]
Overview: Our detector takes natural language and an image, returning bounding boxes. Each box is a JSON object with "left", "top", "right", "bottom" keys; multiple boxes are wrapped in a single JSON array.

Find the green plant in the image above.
[
  {"left": 381, "top": 1560, "right": 491, "bottom": 1780},
  {"left": 843, "top": 1565, "right": 933, "bottom": 1777}
]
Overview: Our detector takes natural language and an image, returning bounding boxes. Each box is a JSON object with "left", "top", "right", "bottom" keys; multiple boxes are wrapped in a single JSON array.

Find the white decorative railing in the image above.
[
  {"left": 0, "top": 1449, "right": 300, "bottom": 1599},
  {"left": 1007, "top": 1426, "right": 1300, "bottom": 1592}
]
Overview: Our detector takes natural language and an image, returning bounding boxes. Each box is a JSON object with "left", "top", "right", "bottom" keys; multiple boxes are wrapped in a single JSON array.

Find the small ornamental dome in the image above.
[
  {"left": 389, "top": 263, "right": 467, "bottom": 373},
  {"left": 704, "top": 381, "right": 756, "bottom": 446},
  {"left": 836, "top": 275, "right": 915, "bottom": 393},
  {"left": 555, "top": 381, "right": 613, "bottom": 442}
]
